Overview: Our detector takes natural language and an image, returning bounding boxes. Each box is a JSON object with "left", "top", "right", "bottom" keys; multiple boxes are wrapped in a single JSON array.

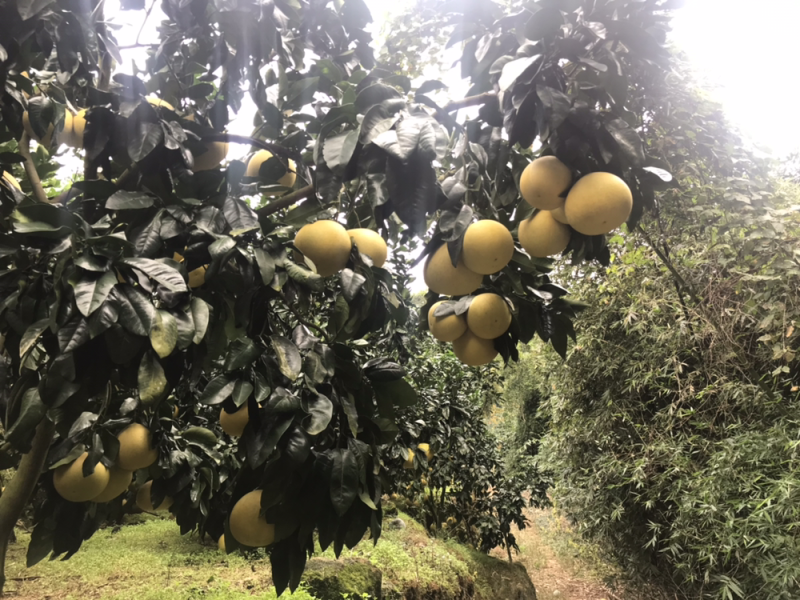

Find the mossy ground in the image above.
[{"left": 4, "top": 511, "right": 521, "bottom": 600}]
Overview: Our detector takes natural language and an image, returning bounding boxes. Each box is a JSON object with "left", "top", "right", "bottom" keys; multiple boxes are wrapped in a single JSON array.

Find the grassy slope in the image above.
[{"left": 5, "top": 512, "right": 515, "bottom": 600}]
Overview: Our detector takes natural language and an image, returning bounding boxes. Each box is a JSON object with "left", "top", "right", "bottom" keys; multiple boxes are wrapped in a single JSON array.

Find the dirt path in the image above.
[{"left": 492, "top": 507, "right": 632, "bottom": 600}]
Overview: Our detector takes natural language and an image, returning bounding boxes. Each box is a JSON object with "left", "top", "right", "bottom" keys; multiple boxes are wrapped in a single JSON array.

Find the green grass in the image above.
[{"left": 5, "top": 511, "right": 525, "bottom": 600}]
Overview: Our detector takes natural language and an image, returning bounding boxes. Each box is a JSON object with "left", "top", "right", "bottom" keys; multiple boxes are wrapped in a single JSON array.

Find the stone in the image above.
[{"left": 386, "top": 518, "right": 406, "bottom": 530}]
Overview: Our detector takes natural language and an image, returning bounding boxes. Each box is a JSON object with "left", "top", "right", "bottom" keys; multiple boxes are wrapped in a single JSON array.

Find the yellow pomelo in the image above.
[
  {"left": 67, "top": 109, "right": 86, "bottom": 148},
  {"left": 245, "top": 149, "right": 297, "bottom": 187},
  {"left": 466, "top": 293, "right": 512, "bottom": 340},
  {"left": 192, "top": 141, "right": 229, "bottom": 171},
  {"left": 146, "top": 96, "right": 175, "bottom": 111},
  {"left": 461, "top": 220, "right": 515, "bottom": 275},
  {"left": 550, "top": 205, "right": 569, "bottom": 224},
  {"left": 2, "top": 171, "right": 21, "bottom": 190},
  {"left": 218, "top": 535, "right": 226, "bottom": 552},
  {"left": 230, "top": 490, "right": 275, "bottom": 547},
  {"left": 427, "top": 301, "right": 467, "bottom": 342},
  {"left": 92, "top": 467, "right": 133, "bottom": 503},
  {"left": 403, "top": 448, "right": 415, "bottom": 469},
  {"left": 347, "top": 228, "right": 387, "bottom": 268},
  {"left": 136, "top": 480, "right": 173, "bottom": 512},
  {"left": 173, "top": 405, "right": 179, "bottom": 419},
  {"left": 220, "top": 404, "right": 250, "bottom": 437},
  {"left": 294, "top": 220, "right": 352, "bottom": 277},
  {"left": 564, "top": 172, "right": 633, "bottom": 236},
  {"left": 188, "top": 265, "right": 207, "bottom": 288},
  {"left": 423, "top": 245, "right": 483, "bottom": 297},
  {"left": 452, "top": 330, "right": 498, "bottom": 366},
  {"left": 417, "top": 443, "right": 433, "bottom": 461},
  {"left": 518, "top": 210, "right": 571, "bottom": 258},
  {"left": 116, "top": 423, "right": 158, "bottom": 471},
  {"left": 53, "top": 452, "right": 111, "bottom": 503},
  {"left": 519, "top": 156, "right": 572, "bottom": 210}
]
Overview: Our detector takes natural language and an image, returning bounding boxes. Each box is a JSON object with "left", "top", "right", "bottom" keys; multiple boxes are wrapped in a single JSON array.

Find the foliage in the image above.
[
  {"left": 0, "top": 0, "right": 679, "bottom": 593},
  {"left": 504, "top": 56, "right": 800, "bottom": 599}
]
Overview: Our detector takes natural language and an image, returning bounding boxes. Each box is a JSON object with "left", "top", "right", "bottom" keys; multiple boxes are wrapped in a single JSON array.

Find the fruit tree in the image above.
[{"left": 0, "top": 0, "right": 676, "bottom": 594}]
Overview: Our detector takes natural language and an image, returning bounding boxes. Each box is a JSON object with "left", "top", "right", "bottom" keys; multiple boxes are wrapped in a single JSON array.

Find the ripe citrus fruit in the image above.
[
  {"left": 23, "top": 110, "right": 68, "bottom": 148},
  {"left": 92, "top": 467, "right": 133, "bottom": 503},
  {"left": 403, "top": 448, "right": 415, "bottom": 469},
  {"left": 550, "top": 205, "right": 569, "bottom": 224},
  {"left": 423, "top": 245, "right": 483, "bottom": 297},
  {"left": 218, "top": 535, "right": 226, "bottom": 552},
  {"left": 564, "top": 172, "right": 633, "bottom": 236},
  {"left": 220, "top": 404, "right": 250, "bottom": 437},
  {"left": 136, "top": 480, "right": 173, "bottom": 512},
  {"left": 294, "top": 220, "right": 352, "bottom": 277},
  {"left": 518, "top": 210, "right": 571, "bottom": 258},
  {"left": 347, "top": 228, "right": 388, "bottom": 268},
  {"left": 428, "top": 301, "right": 467, "bottom": 342},
  {"left": 466, "top": 293, "right": 511, "bottom": 339},
  {"left": 53, "top": 452, "right": 110, "bottom": 503},
  {"left": 116, "top": 423, "right": 158, "bottom": 471},
  {"left": 519, "top": 156, "right": 572, "bottom": 210},
  {"left": 192, "top": 141, "right": 229, "bottom": 171},
  {"left": 67, "top": 109, "right": 86, "bottom": 148},
  {"left": 417, "top": 443, "right": 433, "bottom": 461},
  {"left": 230, "top": 490, "right": 275, "bottom": 547},
  {"left": 452, "top": 330, "right": 498, "bottom": 366},
  {"left": 461, "top": 220, "right": 514, "bottom": 275},
  {"left": 245, "top": 149, "right": 297, "bottom": 187},
  {"left": 146, "top": 96, "right": 175, "bottom": 111}
]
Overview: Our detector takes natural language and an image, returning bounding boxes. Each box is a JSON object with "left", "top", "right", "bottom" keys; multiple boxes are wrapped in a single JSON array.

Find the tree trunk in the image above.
[{"left": 0, "top": 418, "right": 54, "bottom": 596}]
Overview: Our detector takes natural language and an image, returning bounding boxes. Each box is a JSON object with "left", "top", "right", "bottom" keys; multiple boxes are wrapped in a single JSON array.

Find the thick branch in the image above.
[
  {"left": 256, "top": 185, "right": 315, "bottom": 217},
  {"left": 442, "top": 92, "right": 496, "bottom": 113},
  {"left": 636, "top": 224, "right": 701, "bottom": 304},
  {"left": 17, "top": 132, "right": 49, "bottom": 204},
  {"left": 0, "top": 419, "right": 55, "bottom": 595}
]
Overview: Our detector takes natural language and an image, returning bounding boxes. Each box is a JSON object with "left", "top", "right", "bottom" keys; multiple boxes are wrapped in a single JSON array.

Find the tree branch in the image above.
[
  {"left": 0, "top": 418, "right": 55, "bottom": 595},
  {"left": 256, "top": 185, "right": 316, "bottom": 217},
  {"left": 134, "top": 0, "right": 158, "bottom": 48},
  {"left": 17, "top": 132, "right": 49, "bottom": 204},
  {"left": 199, "top": 132, "right": 303, "bottom": 164},
  {"left": 442, "top": 92, "right": 496, "bottom": 113}
]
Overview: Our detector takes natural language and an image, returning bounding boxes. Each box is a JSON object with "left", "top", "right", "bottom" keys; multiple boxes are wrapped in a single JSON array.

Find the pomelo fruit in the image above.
[
  {"left": 452, "top": 330, "right": 498, "bottom": 366},
  {"left": 550, "top": 205, "right": 569, "bottom": 224},
  {"left": 347, "top": 228, "right": 387, "bottom": 268},
  {"left": 230, "top": 490, "right": 275, "bottom": 547},
  {"left": 427, "top": 301, "right": 467, "bottom": 342},
  {"left": 518, "top": 210, "right": 571, "bottom": 258},
  {"left": 116, "top": 423, "right": 158, "bottom": 471},
  {"left": 192, "top": 141, "right": 228, "bottom": 171},
  {"left": 92, "top": 467, "right": 133, "bottom": 503},
  {"left": 136, "top": 480, "right": 173, "bottom": 512},
  {"left": 403, "top": 448, "right": 415, "bottom": 469},
  {"left": 294, "top": 220, "right": 352, "bottom": 277},
  {"left": 519, "top": 156, "right": 572, "bottom": 210},
  {"left": 423, "top": 245, "right": 483, "bottom": 297},
  {"left": 220, "top": 404, "right": 249, "bottom": 437},
  {"left": 461, "top": 220, "right": 514, "bottom": 275},
  {"left": 53, "top": 452, "right": 110, "bottom": 503},
  {"left": 245, "top": 149, "right": 296, "bottom": 187},
  {"left": 466, "top": 293, "right": 512, "bottom": 340},
  {"left": 564, "top": 172, "right": 633, "bottom": 236},
  {"left": 67, "top": 109, "right": 86, "bottom": 148}
]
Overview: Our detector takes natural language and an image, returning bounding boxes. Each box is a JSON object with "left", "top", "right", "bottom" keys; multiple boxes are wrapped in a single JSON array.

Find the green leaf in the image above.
[
  {"left": 303, "top": 394, "right": 333, "bottom": 435},
  {"left": 224, "top": 336, "right": 262, "bottom": 371},
  {"left": 106, "top": 190, "right": 155, "bottom": 210},
  {"left": 271, "top": 336, "right": 302, "bottom": 381},
  {"left": 138, "top": 350, "right": 167, "bottom": 406},
  {"left": 181, "top": 427, "right": 218, "bottom": 446},
  {"left": 330, "top": 448, "right": 359, "bottom": 516},
  {"left": 416, "top": 80, "right": 447, "bottom": 95},
  {"left": 58, "top": 317, "right": 90, "bottom": 353},
  {"left": 150, "top": 309, "right": 178, "bottom": 358},
  {"left": 73, "top": 271, "right": 118, "bottom": 317},
  {"left": 355, "top": 83, "right": 402, "bottom": 112},
  {"left": 115, "top": 286, "right": 156, "bottom": 337},
  {"left": 372, "top": 378, "right": 417, "bottom": 409},
  {"left": 286, "top": 262, "right": 324, "bottom": 292},
  {"left": 199, "top": 375, "right": 236, "bottom": 405},
  {"left": 120, "top": 258, "right": 188, "bottom": 292},
  {"left": 190, "top": 298, "right": 210, "bottom": 344},
  {"left": 128, "top": 121, "right": 163, "bottom": 162},
  {"left": 253, "top": 248, "right": 276, "bottom": 285},
  {"left": 232, "top": 380, "right": 254, "bottom": 407},
  {"left": 525, "top": 6, "right": 563, "bottom": 40},
  {"left": 322, "top": 130, "right": 359, "bottom": 173},
  {"left": 19, "top": 318, "right": 50, "bottom": 358}
]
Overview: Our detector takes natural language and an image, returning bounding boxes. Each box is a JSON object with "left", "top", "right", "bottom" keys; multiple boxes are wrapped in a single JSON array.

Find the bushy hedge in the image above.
[{"left": 503, "top": 57, "right": 800, "bottom": 599}]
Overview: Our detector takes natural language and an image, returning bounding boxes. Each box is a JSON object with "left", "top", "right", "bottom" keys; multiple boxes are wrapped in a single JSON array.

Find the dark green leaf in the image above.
[
  {"left": 72, "top": 271, "right": 118, "bottom": 317},
  {"left": 304, "top": 394, "right": 333, "bottom": 435},
  {"left": 199, "top": 375, "right": 236, "bottom": 405},
  {"left": 224, "top": 337, "right": 262, "bottom": 371},
  {"left": 106, "top": 190, "right": 155, "bottom": 210},
  {"left": 138, "top": 351, "right": 167, "bottom": 406},
  {"left": 120, "top": 258, "right": 188, "bottom": 292},
  {"left": 271, "top": 336, "right": 301, "bottom": 381},
  {"left": 330, "top": 448, "right": 359, "bottom": 516}
]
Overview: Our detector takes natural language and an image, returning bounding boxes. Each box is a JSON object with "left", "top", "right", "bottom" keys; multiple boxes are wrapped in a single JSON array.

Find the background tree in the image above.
[{"left": 0, "top": 0, "right": 678, "bottom": 594}]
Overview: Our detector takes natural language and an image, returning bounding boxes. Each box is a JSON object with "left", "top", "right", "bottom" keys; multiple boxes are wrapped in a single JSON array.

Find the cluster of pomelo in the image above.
[
  {"left": 292, "top": 220, "right": 388, "bottom": 275},
  {"left": 421, "top": 220, "right": 515, "bottom": 366},
  {"left": 517, "top": 156, "right": 633, "bottom": 257},
  {"left": 52, "top": 423, "right": 171, "bottom": 510},
  {"left": 403, "top": 443, "right": 433, "bottom": 468}
]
